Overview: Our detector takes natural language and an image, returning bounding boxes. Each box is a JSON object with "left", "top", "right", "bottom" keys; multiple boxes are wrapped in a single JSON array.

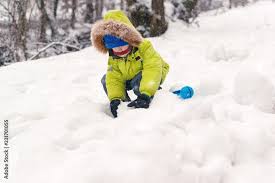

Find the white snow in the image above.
[{"left": 1, "top": 1, "right": 275, "bottom": 183}]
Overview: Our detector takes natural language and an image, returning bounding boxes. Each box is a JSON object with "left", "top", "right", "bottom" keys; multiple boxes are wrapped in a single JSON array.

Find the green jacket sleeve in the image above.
[
  {"left": 106, "top": 59, "right": 126, "bottom": 101},
  {"left": 139, "top": 39, "right": 163, "bottom": 97}
]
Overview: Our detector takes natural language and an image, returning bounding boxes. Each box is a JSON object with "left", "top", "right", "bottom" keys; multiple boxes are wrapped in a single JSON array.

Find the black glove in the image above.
[
  {"left": 127, "top": 94, "right": 151, "bottom": 109},
  {"left": 110, "top": 99, "right": 120, "bottom": 118}
]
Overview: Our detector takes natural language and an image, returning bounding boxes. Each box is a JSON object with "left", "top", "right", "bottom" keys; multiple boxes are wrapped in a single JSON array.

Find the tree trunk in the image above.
[
  {"left": 36, "top": 0, "right": 56, "bottom": 41},
  {"left": 71, "top": 0, "right": 77, "bottom": 29},
  {"left": 125, "top": 0, "right": 136, "bottom": 12},
  {"left": 150, "top": 0, "right": 168, "bottom": 36},
  {"left": 120, "top": 0, "right": 125, "bottom": 10},
  {"left": 15, "top": 0, "right": 29, "bottom": 61},
  {"left": 126, "top": 0, "right": 136, "bottom": 7},
  {"left": 106, "top": 0, "right": 115, "bottom": 10},
  {"left": 85, "top": 0, "right": 94, "bottom": 23},
  {"left": 2, "top": 0, "right": 28, "bottom": 62},
  {"left": 95, "top": 0, "right": 104, "bottom": 21},
  {"left": 53, "top": 0, "right": 59, "bottom": 19},
  {"left": 38, "top": 0, "right": 47, "bottom": 42}
]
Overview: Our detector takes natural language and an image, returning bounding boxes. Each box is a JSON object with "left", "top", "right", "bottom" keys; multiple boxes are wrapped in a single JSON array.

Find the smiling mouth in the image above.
[{"left": 113, "top": 47, "right": 132, "bottom": 56}]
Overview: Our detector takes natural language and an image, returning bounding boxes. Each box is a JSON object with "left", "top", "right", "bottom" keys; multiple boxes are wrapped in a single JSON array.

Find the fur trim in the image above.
[{"left": 91, "top": 20, "right": 143, "bottom": 54}]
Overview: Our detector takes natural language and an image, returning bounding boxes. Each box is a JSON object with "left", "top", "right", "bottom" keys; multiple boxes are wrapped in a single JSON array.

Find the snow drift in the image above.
[{"left": 1, "top": 1, "right": 275, "bottom": 183}]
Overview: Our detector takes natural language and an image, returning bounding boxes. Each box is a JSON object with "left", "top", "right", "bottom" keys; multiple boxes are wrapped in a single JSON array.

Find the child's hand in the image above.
[
  {"left": 127, "top": 94, "right": 151, "bottom": 109},
  {"left": 110, "top": 99, "right": 121, "bottom": 118}
]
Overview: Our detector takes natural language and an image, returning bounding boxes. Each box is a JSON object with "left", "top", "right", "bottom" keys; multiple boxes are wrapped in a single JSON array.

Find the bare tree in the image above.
[
  {"left": 229, "top": 0, "right": 248, "bottom": 9},
  {"left": 171, "top": 0, "right": 199, "bottom": 24},
  {"left": 126, "top": 0, "right": 136, "bottom": 7},
  {"left": 17, "top": 0, "right": 28, "bottom": 59},
  {"left": 85, "top": 0, "right": 94, "bottom": 23},
  {"left": 53, "top": 0, "right": 60, "bottom": 19},
  {"left": 198, "top": 0, "right": 213, "bottom": 11},
  {"left": 37, "top": 0, "right": 47, "bottom": 42},
  {"left": 71, "top": 0, "right": 77, "bottom": 29},
  {"left": 1, "top": 0, "right": 30, "bottom": 61},
  {"left": 106, "top": 0, "right": 116, "bottom": 10},
  {"left": 36, "top": 0, "right": 56, "bottom": 41},
  {"left": 150, "top": 0, "right": 168, "bottom": 36},
  {"left": 120, "top": 0, "right": 125, "bottom": 10},
  {"left": 95, "top": 0, "right": 104, "bottom": 20}
]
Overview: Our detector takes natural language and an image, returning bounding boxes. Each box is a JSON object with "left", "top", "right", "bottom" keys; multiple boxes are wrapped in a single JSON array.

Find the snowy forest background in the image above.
[{"left": 0, "top": 0, "right": 266, "bottom": 65}]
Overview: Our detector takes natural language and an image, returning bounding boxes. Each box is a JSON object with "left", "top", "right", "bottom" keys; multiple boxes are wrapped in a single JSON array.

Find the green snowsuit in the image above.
[{"left": 91, "top": 10, "right": 169, "bottom": 101}]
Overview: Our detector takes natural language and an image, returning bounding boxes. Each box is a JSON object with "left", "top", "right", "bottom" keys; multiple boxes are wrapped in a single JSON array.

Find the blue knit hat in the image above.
[{"left": 103, "top": 35, "right": 128, "bottom": 49}]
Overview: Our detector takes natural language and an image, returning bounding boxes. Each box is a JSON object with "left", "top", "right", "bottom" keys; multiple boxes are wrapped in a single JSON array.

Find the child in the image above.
[{"left": 91, "top": 10, "right": 169, "bottom": 118}]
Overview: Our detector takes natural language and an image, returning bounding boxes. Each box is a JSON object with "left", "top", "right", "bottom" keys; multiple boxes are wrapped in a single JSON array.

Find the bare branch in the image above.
[
  {"left": 0, "top": 2, "right": 15, "bottom": 20},
  {"left": 29, "top": 42, "right": 80, "bottom": 60},
  {"left": 0, "top": 2, "right": 9, "bottom": 12}
]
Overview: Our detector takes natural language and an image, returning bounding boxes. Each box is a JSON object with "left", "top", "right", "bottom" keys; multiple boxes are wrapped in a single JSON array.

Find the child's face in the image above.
[
  {"left": 112, "top": 45, "right": 129, "bottom": 52},
  {"left": 112, "top": 45, "right": 131, "bottom": 57}
]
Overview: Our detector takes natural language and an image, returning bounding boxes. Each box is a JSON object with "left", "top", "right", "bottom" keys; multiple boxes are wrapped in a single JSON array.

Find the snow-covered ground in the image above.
[{"left": 1, "top": 1, "right": 275, "bottom": 183}]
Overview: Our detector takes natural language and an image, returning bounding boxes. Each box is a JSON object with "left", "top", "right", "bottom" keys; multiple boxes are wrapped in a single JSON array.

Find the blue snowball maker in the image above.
[{"left": 173, "top": 86, "right": 194, "bottom": 99}]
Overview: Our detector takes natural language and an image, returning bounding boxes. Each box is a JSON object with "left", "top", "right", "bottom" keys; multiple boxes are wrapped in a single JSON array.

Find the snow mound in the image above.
[
  {"left": 207, "top": 44, "right": 249, "bottom": 62},
  {"left": 233, "top": 70, "right": 275, "bottom": 113},
  {"left": 1, "top": 1, "right": 275, "bottom": 183}
]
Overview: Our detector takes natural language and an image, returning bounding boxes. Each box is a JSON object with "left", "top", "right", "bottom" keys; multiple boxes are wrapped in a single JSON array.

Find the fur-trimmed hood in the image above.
[{"left": 91, "top": 10, "right": 143, "bottom": 54}]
